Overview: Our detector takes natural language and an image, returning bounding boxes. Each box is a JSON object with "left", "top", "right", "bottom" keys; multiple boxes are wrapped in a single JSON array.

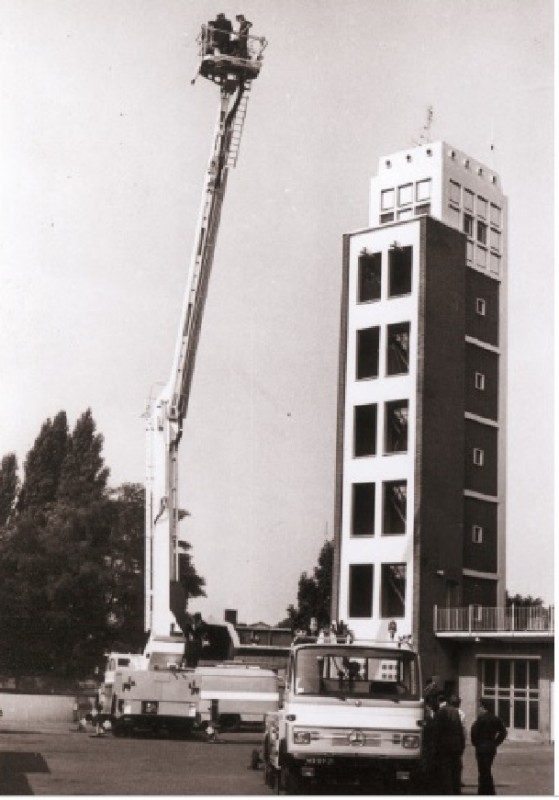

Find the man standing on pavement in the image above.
[
  {"left": 470, "top": 700, "right": 507, "bottom": 795},
  {"left": 433, "top": 693, "right": 466, "bottom": 794}
]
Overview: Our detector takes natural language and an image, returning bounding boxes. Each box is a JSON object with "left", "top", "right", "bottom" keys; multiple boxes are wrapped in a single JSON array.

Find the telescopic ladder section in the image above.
[
  {"left": 227, "top": 83, "right": 251, "bottom": 168},
  {"left": 145, "top": 33, "right": 266, "bottom": 645}
]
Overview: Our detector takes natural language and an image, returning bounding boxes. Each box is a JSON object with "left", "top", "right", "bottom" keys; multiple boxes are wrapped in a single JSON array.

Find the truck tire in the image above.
[{"left": 279, "top": 763, "right": 301, "bottom": 795}]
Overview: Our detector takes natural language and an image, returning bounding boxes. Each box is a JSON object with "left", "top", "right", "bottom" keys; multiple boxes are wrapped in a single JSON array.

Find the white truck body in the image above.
[
  {"left": 193, "top": 664, "right": 279, "bottom": 729},
  {"left": 111, "top": 668, "right": 198, "bottom": 736},
  {"left": 263, "top": 639, "right": 424, "bottom": 793}
]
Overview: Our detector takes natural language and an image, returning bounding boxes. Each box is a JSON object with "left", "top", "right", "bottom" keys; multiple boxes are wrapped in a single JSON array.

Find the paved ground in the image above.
[
  {"left": 460, "top": 739, "right": 554, "bottom": 796},
  {"left": 0, "top": 721, "right": 553, "bottom": 795}
]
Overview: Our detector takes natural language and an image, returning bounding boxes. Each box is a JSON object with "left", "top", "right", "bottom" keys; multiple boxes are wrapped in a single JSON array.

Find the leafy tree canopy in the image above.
[
  {"left": 17, "top": 411, "right": 68, "bottom": 515},
  {"left": 0, "top": 410, "right": 207, "bottom": 679},
  {"left": 0, "top": 453, "right": 19, "bottom": 526},
  {"left": 287, "top": 540, "right": 333, "bottom": 632},
  {"left": 505, "top": 591, "right": 544, "bottom": 608}
]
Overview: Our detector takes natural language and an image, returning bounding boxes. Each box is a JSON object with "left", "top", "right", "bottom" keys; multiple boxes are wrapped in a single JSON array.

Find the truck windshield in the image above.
[{"left": 293, "top": 646, "right": 420, "bottom": 700}]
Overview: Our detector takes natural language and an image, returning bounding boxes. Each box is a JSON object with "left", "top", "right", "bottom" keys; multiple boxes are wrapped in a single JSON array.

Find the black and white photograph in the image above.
[{"left": 0, "top": 0, "right": 553, "bottom": 794}]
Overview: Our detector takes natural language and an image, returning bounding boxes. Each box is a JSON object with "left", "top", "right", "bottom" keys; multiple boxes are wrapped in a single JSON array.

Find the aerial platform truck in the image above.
[{"left": 108, "top": 24, "right": 277, "bottom": 737}]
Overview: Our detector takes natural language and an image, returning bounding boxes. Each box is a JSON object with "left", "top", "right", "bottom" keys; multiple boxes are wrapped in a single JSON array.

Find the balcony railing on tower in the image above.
[{"left": 434, "top": 605, "right": 554, "bottom": 635}]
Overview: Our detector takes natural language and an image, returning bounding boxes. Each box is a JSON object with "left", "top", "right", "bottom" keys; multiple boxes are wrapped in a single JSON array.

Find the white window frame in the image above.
[
  {"left": 476, "top": 297, "right": 486, "bottom": 316},
  {"left": 473, "top": 448, "right": 484, "bottom": 467},
  {"left": 381, "top": 189, "right": 395, "bottom": 210},
  {"left": 449, "top": 179, "right": 461, "bottom": 206},
  {"left": 416, "top": 178, "right": 431, "bottom": 202},
  {"left": 490, "top": 203, "right": 502, "bottom": 227},
  {"left": 472, "top": 525, "right": 484, "bottom": 544},
  {"left": 398, "top": 183, "right": 413, "bottom": 207},
  {"left": 475, "top": 372, "right": 485, "bottom": 391}
]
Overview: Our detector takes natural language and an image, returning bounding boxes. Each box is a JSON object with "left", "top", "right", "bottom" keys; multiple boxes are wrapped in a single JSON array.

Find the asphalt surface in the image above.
[{"left": 0, "top": 722, "right": 553, "bottom": 795}]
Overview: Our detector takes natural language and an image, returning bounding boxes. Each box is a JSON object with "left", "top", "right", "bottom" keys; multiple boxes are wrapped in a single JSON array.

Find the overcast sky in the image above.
[{"left": 0, "top": 0, "right": 553, "bottom": 624}]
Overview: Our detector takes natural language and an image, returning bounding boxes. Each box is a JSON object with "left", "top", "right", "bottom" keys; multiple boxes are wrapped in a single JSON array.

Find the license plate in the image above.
[{"left": 396, "top": 771, "right": 410, "bottom": 781}]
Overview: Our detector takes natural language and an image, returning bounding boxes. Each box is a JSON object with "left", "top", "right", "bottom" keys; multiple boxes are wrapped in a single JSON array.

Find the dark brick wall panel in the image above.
[
  {"left": 465, "top": 270, "right": 500, "bottom": 346},
  {"left": 463, "top": 497, "right": 498, "bottom": 573},
  {"left": 415, "top": 217, "right": 467, "bottom": 679},
  {"left": 465, "top": 344, "right": 499, "bottom": 420},
  {"left": 462, "top": 576, "right": 497, "bottom": 607},
  {"left": 464, "top": 420, "right": 498, "bottom": 496}
]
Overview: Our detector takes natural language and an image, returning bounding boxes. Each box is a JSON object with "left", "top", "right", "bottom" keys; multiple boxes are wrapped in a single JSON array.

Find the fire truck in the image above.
[
  {"left": 262, "top": 636, "right": 424, "bottom": 793},
  {"left": 101, "top": 22, "right": 272, "bottom": 736}
]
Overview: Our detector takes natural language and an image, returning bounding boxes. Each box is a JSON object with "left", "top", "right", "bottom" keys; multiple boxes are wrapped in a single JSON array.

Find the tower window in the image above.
[
  {"left": 381, "top": 564, "right": 406, "bottom": 618},
  {"left": 383, "top": 480, "right": 407, "bottom": 534},
  {"left": 398, "top": 184, "right": 413, "bottom": 206},
  {"left": 449, "top": 180, "right": 461, "bottom": 206},
  {"left": 354, "top": 404, "right": 378, "bottom": 458},
  {"left": 386, "top": 322, "right": 410, "bottom": 375},
  {"left": 490, "top": 203, "right": 502, "bottom": 227},
  {"left": 351, "top": 483, "right": 375, "bottom": 536},
  {"left": 477, "top": 220, "right": 488, "bottom": 245},
  {"left": 416, "top": 179, "right": 431, "bottom": 202},
  {"left": 476, "top": 246, "right": 487, "bottom": 270},
  {"left": 381, "top": 189, "right": 395, "bottom": 210},
  {"left": 464, "top": 189, "right": 474, "bottom": 212},
  {"left": 348, "top": 564, "right": 374, "bottom": 618},
  {"left": 388, "top": 245, "right": 413, "bottom": 297},
  {"left": 463, "top": 213, "right": 474, "bottom": 237},
  {"left": 476, "top": 297, "right": 486, "bottom": 316},
  {"left": 384, "top": 400, "right": 409, "bottom": 454},
  {"left": 356, "top": 326, "right": 380, "bottom": 380},
  {"left": 357, "top": 251, "right": 381, "bottom": 302},
  {"left": 489, "top": 253, "right": 501, "bottom": 276},
  {"left": 474, "top": 372, "right": 485, "bottom": 391},
  {"left": 490, "top": 228, "right": 501, "bottom": 252},
  {"left": 472, "top": 525, "right": 484, "bottom": 544},
  {"left": 473, "top": 448, "right": 484, "bottom": 467},
  {"left": 477, "top": 196, "right": 488, "bottom": 219}
]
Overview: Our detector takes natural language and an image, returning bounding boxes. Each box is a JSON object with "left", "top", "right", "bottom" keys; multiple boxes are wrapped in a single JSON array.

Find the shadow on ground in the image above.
[{"left": 0, "top": 752, "right": 50, "bottom": 795}]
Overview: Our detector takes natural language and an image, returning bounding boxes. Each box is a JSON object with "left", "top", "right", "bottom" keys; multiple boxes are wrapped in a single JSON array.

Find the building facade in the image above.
[{"left": 331, "top": 141, "right": 508, "bottom": 682}]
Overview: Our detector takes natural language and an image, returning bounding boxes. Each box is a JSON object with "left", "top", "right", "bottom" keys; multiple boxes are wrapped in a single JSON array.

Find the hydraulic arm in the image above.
[{"left": 144, "top": 28, "right": 267, "bottom": 658}]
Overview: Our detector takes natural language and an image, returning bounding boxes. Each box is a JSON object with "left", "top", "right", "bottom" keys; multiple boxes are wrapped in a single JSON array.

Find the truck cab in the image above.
[{"left": 263, "top": 638, "right": 423, "bottom": 793}]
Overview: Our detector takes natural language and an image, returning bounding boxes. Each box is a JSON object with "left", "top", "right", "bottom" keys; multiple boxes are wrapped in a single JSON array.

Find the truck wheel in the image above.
[
  {"left": 264, "top": 763, "right": 274, "bottom": 788},
  {"left": 279, "top": 764, "right": 300, "bottom": 795}
]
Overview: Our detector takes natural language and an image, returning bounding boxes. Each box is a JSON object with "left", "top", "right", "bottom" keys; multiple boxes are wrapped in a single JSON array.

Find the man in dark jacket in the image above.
[
  {"left": 210, "top": 13, "right": 232, "bottom": 55},
  {"left": 470, "top": 700, "right": 507, "bottom": 795},
  {"left": 433, "top": 694, "right": 465, "bottom": 794}
]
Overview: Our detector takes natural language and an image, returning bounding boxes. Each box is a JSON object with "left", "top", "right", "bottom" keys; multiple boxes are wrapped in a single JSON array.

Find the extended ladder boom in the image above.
[{"left": 144, "top": 31, "right": 266, "bottom": 654}]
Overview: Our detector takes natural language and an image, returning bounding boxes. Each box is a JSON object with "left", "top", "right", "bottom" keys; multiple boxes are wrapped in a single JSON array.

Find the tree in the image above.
[
  {"left": 506, "top": 591, "right": 544, "bottom": 608},
  {"left": 17, "top": 411, "right": 68, "bottom": 514},
  {"left": 0, "top": 453, "right": 19, "bottom": 526},
  {"left": 287, "top": 540, "right": 334, "bottom": 632},
  {"left": 0, "top": 410, "right": 209, "bottom": 678},
  {"left": 57, "top": 409, "right": 109, "bottom": 505}
]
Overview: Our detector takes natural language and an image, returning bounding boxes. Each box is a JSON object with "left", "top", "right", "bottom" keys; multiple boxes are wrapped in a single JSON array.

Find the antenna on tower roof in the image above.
[
  {"left": 489, "top": 119, "right": 495, "bottom": 169},
  {"left": 412, "top": 105, "right": 434, "bottom": 146}
]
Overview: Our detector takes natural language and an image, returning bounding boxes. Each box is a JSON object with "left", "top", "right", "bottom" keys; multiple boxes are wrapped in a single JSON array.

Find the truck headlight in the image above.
[
  {"left": 293, "top": 730, "right": 311, "bottom": 745},
  {"left": 402, "top": 734, "right": 420, "bottom": 749}
]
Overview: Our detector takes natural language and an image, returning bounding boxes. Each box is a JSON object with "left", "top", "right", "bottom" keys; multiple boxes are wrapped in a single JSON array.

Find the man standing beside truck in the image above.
[{"left": 470, "top": 700, "right": 507, "bottom": 795}]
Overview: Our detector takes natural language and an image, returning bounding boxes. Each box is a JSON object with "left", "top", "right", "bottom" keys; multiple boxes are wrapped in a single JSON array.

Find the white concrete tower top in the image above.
[{"left": 368, "top": 141, "right": 507, "bottom": 278}]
